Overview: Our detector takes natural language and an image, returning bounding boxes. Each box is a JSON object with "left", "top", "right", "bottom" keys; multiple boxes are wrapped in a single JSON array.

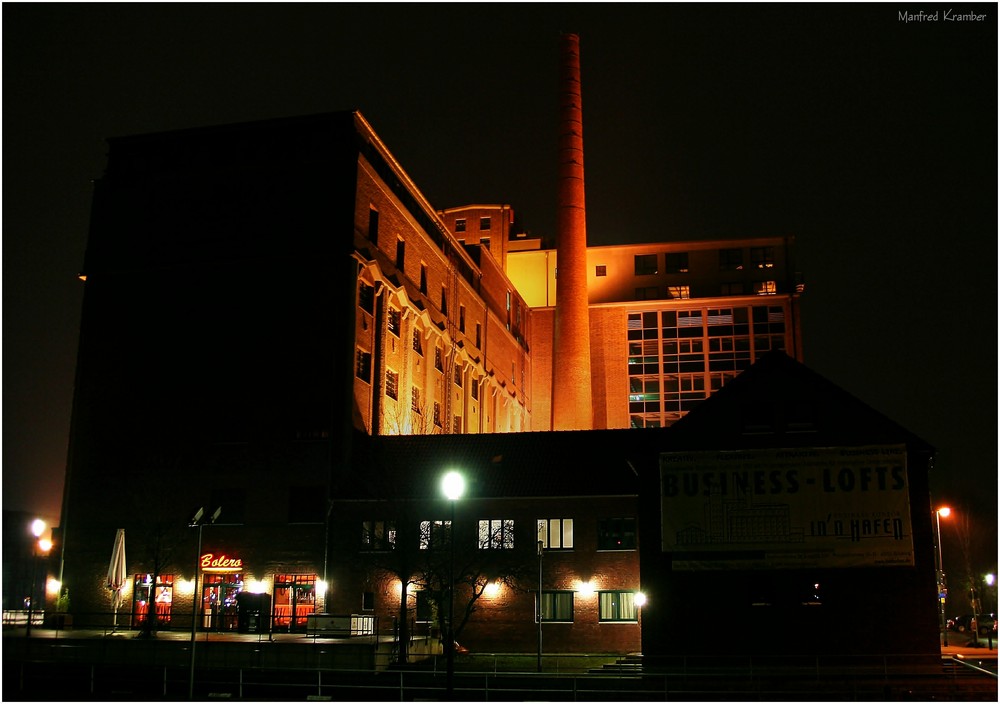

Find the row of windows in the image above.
[
  {"left": 541, "top": 590, "right": 639, "bottom": 622},
  {"left": 361, "top": 517, "right": 636, "bottom": 551},
  {"left": 628, "top": 247, "right": 776, "bottom": 277},
  {"left": 634, "top": 281, "right": 777, "bottom": 300},
  {"left": 454, "top": 216, "right": 491, "bottom": 233}
]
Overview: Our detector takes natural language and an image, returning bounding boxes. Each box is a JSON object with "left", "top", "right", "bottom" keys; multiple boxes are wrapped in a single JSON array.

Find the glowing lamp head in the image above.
[
  {"left": 937, "top": 507, "right": 951, "bottom": 518},
  {"left": 38, "top": 538, "right": 53, "bottom": 553},
  {"left": 483, "top": 581, "right": 501, "bottom": 598},
  {"left": 442, "top": 471, "right": 465, "bottom": 501},
  {"left": 634, "top": 591, "right": 647, "bottom": 608},
  {"left": 986, "top": 574, "right": 995, "bottom": 587},
  {"left": 31, "top": 519, "right": 46, "bottom": 538}
]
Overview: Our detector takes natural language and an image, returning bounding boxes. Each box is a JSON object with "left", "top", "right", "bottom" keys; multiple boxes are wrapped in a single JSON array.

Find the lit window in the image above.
[
  {"left": 667, "top": 286, "right": 690, "bottom": 299},
  {"left": 634, "top": 254, "right": 657, "bottom": 276},
  {"left": 751, "top": 246, "right": 775, "bottom": 269},
  {"left": 419, "top": 520, "right": 451, "bottom": 550},
  {"left": 478, "top": 519, "right": 514, "bottom": 550},
  {"left": 540, "top": 591, "right": 574, "bottom": 622},
  {"left": 597, "top": 517, "right": 637, "bottom": 550},
  {"left": 754, "top": 281, "right": 777, "bottom": 295},
  {"left": 537, "top": 518, "right": 574, "bottom": 549},
  {"left": 361, "top": 521, "right": 396, "bottom": 550},
  {"left": 599, "top": 591, "right": 638, "bottom": 622},
  {"left": 385, "top": 369, "right": 399, "bottom": 400}
]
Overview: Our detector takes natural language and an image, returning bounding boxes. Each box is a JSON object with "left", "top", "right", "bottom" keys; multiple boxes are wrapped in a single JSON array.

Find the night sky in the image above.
[{"left": 3, "top": 4, "right": 996, "bottom": 562}]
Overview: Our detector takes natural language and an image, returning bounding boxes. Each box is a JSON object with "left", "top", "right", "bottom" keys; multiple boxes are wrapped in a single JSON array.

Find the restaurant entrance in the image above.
[
  {"left": 273, "top": 573, "right": 316, "bottom": 632},
  {"left": 199, "top": 573, "right": 242, "bottom": 632}
]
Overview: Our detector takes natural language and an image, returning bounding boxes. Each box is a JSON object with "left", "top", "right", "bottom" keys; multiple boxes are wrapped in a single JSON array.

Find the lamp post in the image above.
[
  {"left": 537, "top": 539, "right": 543, "bottom": 673},
  {"left": 441, "top": 471, "right": 464, "bottom": 700},
  {"left": 25, "top": 519, "right": 46, "bottom": 637},
  {"left": 188, "top": 506, "right": 220, "bottom": 701},
  {"left": 934, "top": 506, "right": 951, "bottom": 647}
]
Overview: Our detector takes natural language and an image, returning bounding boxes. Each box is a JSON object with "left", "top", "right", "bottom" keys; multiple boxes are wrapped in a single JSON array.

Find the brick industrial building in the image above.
[{"left": 51, "top": 33, "right": 938, "bottom": 662}]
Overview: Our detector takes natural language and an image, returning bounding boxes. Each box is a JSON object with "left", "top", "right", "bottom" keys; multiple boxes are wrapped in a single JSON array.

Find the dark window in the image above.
[
  {"left": 387, "top": 308, "right": 401, "bottom": 336},
  {"left": 634, "top": 254, "right": 658, "bottom": 276},
  {"left": 595, "top": 265, "right": 607, "bottom": 277},
  {"left": 480, "top": 216, "right": 491, "bottom": 230},
  {"left": 481, "top": 237, "right": 491, "bottom": 250},
  {"left": 419, "top": 264, "right": 428, "bottom": 294},
  {"left": 719, "top": 248, "right": 743, "bottom": 271},
  {"left": 541, "top": 591, "right": 574, "bottom": 621},
  {"left": 597, "top": 517, "right": 637, "bottom": 550},
  {"left": 362, "top": 592, "right": 375, "bottom": 611},
  {"left": 471, "top": 379, "right": 479, "bottom": 401},
  {"left": 411, "top": 387, "right": 422, "bottom": 414},
  {"left": 385, "top": 370, "right": 399, "bottom": 400},
  {"left": 358, "top": 282, "right": 374, "bottom": 314},
  {"left": 355, "top": 349, "right": 371, "bottom": 383},
  {"left": 664, "top": 252, "right": 689, "bottom": 273},
  {"left": 208, "top": 488, "right": 246, "bottom": 525},
  {"left": 395, "top": 239, "right": 405, "bottom": 270},
  {"left": 453, "top": 415, "right": 462, "bottom": 434},
  {"left": 441, "top": 287, "right": 448, "bottom": 315},
  {"left": 635, "top": 286, "right": 659, "bottom": 300},
  {"left": 459, "top": 305, "right": 466, "bottom": 333},
  {"left": 433, "top": 402, "right": 442, "bottom": 426},
  {"left": 412, "top": 330, "right": 423, "bottom": 355},
  {"left": 454, "top": 364, "right": 463, "bottom": 387},
  {"left": 434, "top": 346, "right": 443, "bottom": 371},
  {"left": 288, "top": 486, "right": 326, "bottom": 524},
  {"left": 475, "top": 323, "right": 482, "bottom": 348},
  {"left": 368, "top": 207, "right": 379, "bottom": 244},
  {"left": 362, "top": 520, "right": 396, "bottom": 550},
  {"left": 455, "top": 219, "right": 466, "bottom": 233},
  {"left": 721, "top": 282, "right": 745, "bottom": 296},
  {"left": 415, "top": 590, "right": 435, "bottom": 621}
]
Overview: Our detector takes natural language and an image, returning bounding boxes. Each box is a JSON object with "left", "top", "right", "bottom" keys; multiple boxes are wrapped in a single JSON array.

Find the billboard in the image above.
[{"left": 660, "top": 445, "right": 913, "bottom": 570}]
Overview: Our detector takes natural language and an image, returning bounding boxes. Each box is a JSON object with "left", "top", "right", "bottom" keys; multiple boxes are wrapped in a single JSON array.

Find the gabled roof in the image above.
[
  {"left": 668, "top": 350, "right": 934, "bottom": 453},
  {"left": 340, "top": 428, "right": 653, "bottom": 502}
]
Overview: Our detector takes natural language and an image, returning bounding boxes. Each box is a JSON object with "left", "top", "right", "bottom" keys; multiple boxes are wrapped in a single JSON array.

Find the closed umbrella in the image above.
[{"left": 106, "top": 528, "right": 127, "bottom": 630}]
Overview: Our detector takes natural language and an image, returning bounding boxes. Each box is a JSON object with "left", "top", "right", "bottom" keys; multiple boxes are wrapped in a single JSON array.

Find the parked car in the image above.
[{"left": 950, "top": 613, "right": 997, "bottom": 635}]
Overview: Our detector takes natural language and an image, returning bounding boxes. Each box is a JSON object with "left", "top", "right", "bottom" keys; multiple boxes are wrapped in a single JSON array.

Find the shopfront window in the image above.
[
  {"left": 273, "top": 573, "right": 316, "bottom": 632},
  {"left": 200, "top": 573, "right": 243, "bottom": 631},
  {"left": 131, "top": 573, "right": 173, "bottom": 628}
]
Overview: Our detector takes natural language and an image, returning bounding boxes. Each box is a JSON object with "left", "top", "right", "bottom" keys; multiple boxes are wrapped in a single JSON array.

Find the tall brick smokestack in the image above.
[{"left": 551, "top": 33, "right": 593, "bottom": 431}]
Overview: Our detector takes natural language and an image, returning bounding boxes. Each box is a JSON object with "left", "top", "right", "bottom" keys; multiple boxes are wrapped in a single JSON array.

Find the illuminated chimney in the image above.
[{"left": 551, "top": 32, "right": 594, "bottom": 431}]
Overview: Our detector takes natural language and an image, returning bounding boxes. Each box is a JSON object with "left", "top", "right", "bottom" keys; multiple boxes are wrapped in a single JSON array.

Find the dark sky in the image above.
[{"left": 3, "top": 4, "right": 996, "bottom": 554}]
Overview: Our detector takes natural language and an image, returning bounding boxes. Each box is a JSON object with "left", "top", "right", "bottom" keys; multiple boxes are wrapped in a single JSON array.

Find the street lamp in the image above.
[
  {"left": 935, "top": 506, "right": 951, "bottom": 647},
  {"left": 537, "top": 539, "right": 543, "bottom": 674},
  {"left": 188, "top": 506, "right": 221, "bottom": 701},
  {"left": 26, "top": 519, "right": 47, "bottom": 637},
  {"left": 441, "top": 470, "right": 464, "bottom": 700}
]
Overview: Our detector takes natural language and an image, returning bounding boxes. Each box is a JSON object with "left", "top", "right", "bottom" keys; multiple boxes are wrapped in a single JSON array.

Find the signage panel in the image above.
[{"left": 660, "top": 445, "right": 913, "bottom": 570}]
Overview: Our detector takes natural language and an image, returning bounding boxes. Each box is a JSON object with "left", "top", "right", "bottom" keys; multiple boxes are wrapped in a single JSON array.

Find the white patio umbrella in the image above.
[{"left": 106, "top": 528, "right": 127, "bottom": 630}]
